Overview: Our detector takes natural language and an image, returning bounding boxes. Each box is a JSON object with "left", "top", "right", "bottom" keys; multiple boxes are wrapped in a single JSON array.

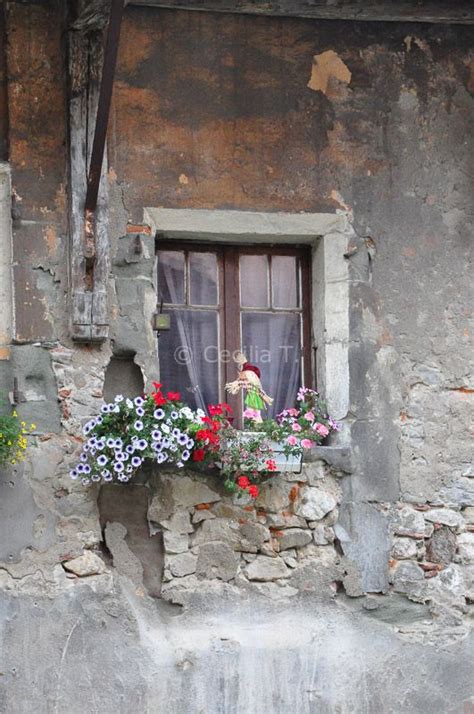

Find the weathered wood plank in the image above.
[
  {"left": 129, "top": 0, "right": 474, "bottom": 24},
  {"left": 68, "top": 1, "right": 110, "bottom": 342}
]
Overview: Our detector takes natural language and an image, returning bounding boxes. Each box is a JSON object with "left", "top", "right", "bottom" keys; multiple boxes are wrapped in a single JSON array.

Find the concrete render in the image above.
[{"left": 1, "top": 584, "right": 473, "bottom": 714}]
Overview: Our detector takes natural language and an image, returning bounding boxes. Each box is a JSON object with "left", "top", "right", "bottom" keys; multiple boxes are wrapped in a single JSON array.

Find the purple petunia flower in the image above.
[
  {"left": 136, "top": 439, "right": 147, "bottom": 451},
  {"left": 107, "top": 438, "right": 116, "bottom": 448},
  {"left": 181, "top": 450, "right": 190, "bottom": 461},
  {"left": 134, "top": 420, "right": 144, "bottom": 432},
  {"left": 91, "top": 474, "right": 101, "bottom": 482},
  {"left": 151, "top": 430, "right": 161, "bottom": 441},
  {"left": 80, "top": 453, "right": 88, "bottom": 463},
  {"left": 134, "top": 396, "right": 145, "bottom": 407},
  {"left": 126, "top": 444, "right": 135, "bottom": 454},
  {"left": 81, "top": 477, "right": 91, "bottom": 486},
  {"left": 135, "top": 406, "right": 145, "bottom": 417},
  {"left": 153, "top": 408, "right": 165, "bottom": 420},
  {"left": 177, "top": 434, "right": 188, "bottom": 445},
  {"left": 97, "top": 454, "right": 108, "bottom": 467},
  {"left": 157, "top": 452, "right": 167, "bottom": 464},
  {"left": 131, "top": 456, "right": 142, "bottom": 468},
  {"left": 70, "top": 469, "right": 79, "bottom": 480},
  {"left": 113, "top": 461, "right": 124, "bottom": 473}
]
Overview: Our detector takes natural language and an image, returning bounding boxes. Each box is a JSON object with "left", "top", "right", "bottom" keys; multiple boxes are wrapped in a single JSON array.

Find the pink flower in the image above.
[
  {"left": 304, "top": 411, "right": 315, "bottom": 422},
  {"left": 314, "top": 422, "right": 329, "bottom": 437},
  {"left": 292, "top": 423, "right": 302, "bottom": 432},
  {"left": 287, "top": 408, "right": 300, "bottom": 417},
  {"left": 287, "top": 435, "right": 298, "bottom": 446},
  {"left": 243, "top": 407, "right": 260, "bottom": 420},
  {"left": 301, "top": 438, "right": 314, "bottom": 449}
]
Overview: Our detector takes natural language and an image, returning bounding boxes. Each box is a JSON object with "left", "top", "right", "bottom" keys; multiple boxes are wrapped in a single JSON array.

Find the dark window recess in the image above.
[{"left": 156, "top": 243, "right": 312, "bottom": 419}]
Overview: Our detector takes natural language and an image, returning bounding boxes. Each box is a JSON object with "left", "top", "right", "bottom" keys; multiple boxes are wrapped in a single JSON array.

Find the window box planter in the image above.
[{"left": 225, "top": 431, "right": 303, "bottom": 474}]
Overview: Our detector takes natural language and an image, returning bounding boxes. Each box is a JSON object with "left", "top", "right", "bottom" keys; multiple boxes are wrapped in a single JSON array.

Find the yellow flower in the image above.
[
  {"left": 12, "top": 411, "right": 17, "bottom": 417},
  {"left": 21, "top": 421, "right": 26, "bottom": 427},
  {"left": 31, "top": 424, "right": 36, "bottom": 430}
]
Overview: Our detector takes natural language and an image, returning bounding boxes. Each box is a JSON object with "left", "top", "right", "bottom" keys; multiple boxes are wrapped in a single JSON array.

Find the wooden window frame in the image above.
[{"left": 156, "top": 241, "right": 313, "bottom": 417}]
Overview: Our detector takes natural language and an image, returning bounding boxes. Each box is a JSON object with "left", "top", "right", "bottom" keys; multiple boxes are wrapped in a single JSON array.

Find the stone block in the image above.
[
  {"left": 424, "top": 508, "right": 464, "bottom": 530},
  {"left": 238, "top": 522, "right": 270, "bottom": 550},
  {"left": 62, "top": 551, "right": 106, "bottom": 577},
  {"left": 456, "top": 533, "right": 474, "bottom": 564},
  {"left": 394, "top": 506, "right": 426, "bottom": 537},
  {"left": 277, "top": 528, "right": 312, "bottom": 551},
  {"left": 194, "top": 518, "right": 241, "bottom": 549},
  {"left": 167, "top": 552, "right": 197, "bottom": 578},
  {"left": 294, "top": 486, "right": 337, "bottom": 521},
  {"left": 438, "top": 478, "right": 474, "bottom": 508},
  {"left": 426, "top": 527, "right": 457, "bottom": 565},
  {"left": 245, "top": 556, "right": 290, "bottom": 581},
  {"left": 169, "top": 476, "right": 221, "bottom": 509},
  {"left": 163, "top": 531, "right": 189, "bottom": 554},
  {"left": 391, "top": 537, "right": 418, "bottom": 560},
  {"left": 159, "top": 510, "right": 194, "bottom": 534},
  {"left": 256, "top": 480, "right": 291, "bottom": 512},
  {"left": 196, "top": 542, "right": 238, "bottom": 581}
]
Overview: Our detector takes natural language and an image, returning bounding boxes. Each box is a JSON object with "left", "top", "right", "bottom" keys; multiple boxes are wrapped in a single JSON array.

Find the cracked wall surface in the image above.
[{"left": 0, "top": 3, "right": 473, "bottom": 712}]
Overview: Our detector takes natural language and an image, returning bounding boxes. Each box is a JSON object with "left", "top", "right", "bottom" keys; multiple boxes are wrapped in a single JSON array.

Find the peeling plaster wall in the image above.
[{"left": 1, "top": 3, "right": 474, "bottom": 711}]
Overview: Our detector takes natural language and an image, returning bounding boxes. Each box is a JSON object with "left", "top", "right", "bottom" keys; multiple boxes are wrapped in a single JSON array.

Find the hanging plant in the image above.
[
  {"left": 70, "top": 383, "right": 339, "bottom": 500},
  {"left": 0, "top": 404, "right": 35, "bottom": 466}
]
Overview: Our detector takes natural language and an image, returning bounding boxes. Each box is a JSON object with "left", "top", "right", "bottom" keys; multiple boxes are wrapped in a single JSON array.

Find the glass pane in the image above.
[
  {"left": 158, "top": 309, "right": 220, "bottom": 411},
  {"left": 157, "top": 251, "right": 185, "bottom": 304},
  {"left": 241, "top": 312, "right": 302, "bottom": 418},
  {"left": 189, "top": 252, "right": 218, "bottom": 306},
  {"left": 272, "top": 256, "right": 299, "bottom": 308},
  {"left": 240, "top": 255, "right": 269, "bottom": 308}
]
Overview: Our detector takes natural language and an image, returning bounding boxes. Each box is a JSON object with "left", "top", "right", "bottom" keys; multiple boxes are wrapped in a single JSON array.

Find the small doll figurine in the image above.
[{"left": 225, "top": 352, "right": 273, "bottom": 423}]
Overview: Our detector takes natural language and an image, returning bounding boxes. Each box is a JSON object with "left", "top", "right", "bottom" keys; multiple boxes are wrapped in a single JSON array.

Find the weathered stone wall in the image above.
[{"left": 0, "top": 3, "right": 473, "bottom": 711}]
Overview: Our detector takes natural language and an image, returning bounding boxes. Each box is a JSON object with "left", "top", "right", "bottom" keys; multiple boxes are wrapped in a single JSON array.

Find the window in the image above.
[{"left": 156, "top": 243, "right": 312, "bottom": 420}]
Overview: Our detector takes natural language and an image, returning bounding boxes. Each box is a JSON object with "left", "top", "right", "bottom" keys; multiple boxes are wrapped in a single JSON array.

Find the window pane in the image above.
[
  {"left": 189, "top": 252, "right": 218, "bottom": 306},
  {"left": 158, "top": 309, "right": 220, "bottom": 411},
  {"left": 272, "top": 256, "right": 299, "bottom": 308},
  {"left": 241, "top": 312, "right": 302, "bottom": 418},
  {"left": 240, "top": 255, "right": 269, "bottom": 308},
  {"left": 157, "top": 251, "right": 185, "bottom": 304}
]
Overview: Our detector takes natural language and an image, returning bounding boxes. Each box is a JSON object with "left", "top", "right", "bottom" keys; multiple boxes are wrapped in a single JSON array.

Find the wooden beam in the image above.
[
  {"left": 68, "top": 1, "right": 114, "bottom": 342},
  {"left": 129, "top": 1, "right": 474, "bottom": 25}
]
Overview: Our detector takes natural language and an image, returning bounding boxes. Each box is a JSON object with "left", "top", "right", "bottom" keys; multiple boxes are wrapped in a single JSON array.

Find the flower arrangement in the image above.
[
  {"left": 0, "top": 405, "right": 35, "bottom": 466},
  {"left": 70, "top": 383, "right": 339, "bottom": 500},
  {"left": 70, "top": 383, "right": 198, "bottom": 485},
  {"left": 246, "top": 386, "right": 340, "bottom": 458}
]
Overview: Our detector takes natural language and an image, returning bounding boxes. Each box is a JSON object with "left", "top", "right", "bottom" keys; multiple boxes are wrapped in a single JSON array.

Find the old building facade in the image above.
[{"left": 0, "top": 1, "right": 473, "bottom": 711}]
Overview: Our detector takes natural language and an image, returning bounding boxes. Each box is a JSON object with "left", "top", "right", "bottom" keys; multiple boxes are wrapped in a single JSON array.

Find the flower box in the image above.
[{"left": 229, "top": 431, "right": 302, "bottom": 474}]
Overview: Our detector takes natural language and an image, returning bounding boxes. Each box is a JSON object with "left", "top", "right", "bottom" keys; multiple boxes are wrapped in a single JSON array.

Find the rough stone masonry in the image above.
[{"left": 0, "top": 3, "right": 473, "bottom": 712}]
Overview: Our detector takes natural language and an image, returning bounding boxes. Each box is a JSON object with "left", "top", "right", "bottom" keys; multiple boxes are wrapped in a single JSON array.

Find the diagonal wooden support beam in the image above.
[
  {"left": 68, "top": 0, "right": 124, "bottom": 342},
  {"left": 85, "top": 0, "right": 125, "bottom": 218}
]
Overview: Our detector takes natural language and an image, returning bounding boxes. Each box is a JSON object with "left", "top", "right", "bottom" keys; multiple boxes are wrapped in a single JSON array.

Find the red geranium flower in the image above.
[
  {"left": 153, "top": 392, "right": 167, "bottom": 406},
  {"left": 167, "top": 391, "right": 181, "bottom": 401},
  {"left": 220, "top": 403, "right": 233, "bottom": 413},
  {"left": 208, "top": 404, "right": 223, "bottom": 416},
  {"left": 192, "top": 448, "right": 205, "bottom": 462},
  {"left": 195, "top": 429, "right": 210, "bottom": 441},
  {"left": 201, "top": 416, "right": 213, "bottom": 425},
  {"left": 248, "top": 485, "right": 259, "bottom": 499},
  {"left": 152, "top": 382, "right": 162, "bottom": 390},
  {"left": 237, "top": 475, "right": 250, "bottom": 488},
  {"left": 265, "top": 459, "right": 277, "bottom": 472}
]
